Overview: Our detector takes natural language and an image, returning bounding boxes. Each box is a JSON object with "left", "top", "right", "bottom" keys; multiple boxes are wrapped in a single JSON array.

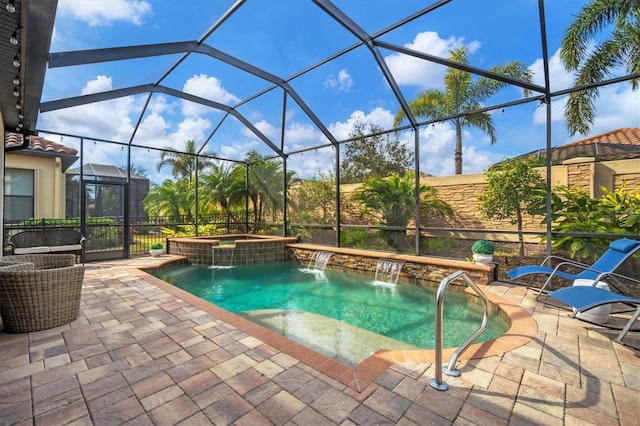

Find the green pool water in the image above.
[{"left": 156, "top": 262, "right": 510, "bottom": 366}]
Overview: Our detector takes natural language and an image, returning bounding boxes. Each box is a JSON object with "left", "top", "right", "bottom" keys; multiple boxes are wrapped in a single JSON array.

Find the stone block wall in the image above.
[
  {"left": 418, "top": 157, "right": 640, "bottom": 242},
  {"left": 311, "top": 157, "right": 639, "bottom": 243},
  {"left": 287, "top": 244, "right": 495, "bottom": 287}
]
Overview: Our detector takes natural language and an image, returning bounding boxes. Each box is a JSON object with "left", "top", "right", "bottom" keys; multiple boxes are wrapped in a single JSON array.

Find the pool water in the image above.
[{"left": 156, "top": 262, "right": 510, "bottom": 365}]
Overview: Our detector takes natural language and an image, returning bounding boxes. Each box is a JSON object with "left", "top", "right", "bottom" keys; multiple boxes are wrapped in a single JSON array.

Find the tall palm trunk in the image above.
[{"left": 454, "top": 121, "right": 463, "bottom": 175}]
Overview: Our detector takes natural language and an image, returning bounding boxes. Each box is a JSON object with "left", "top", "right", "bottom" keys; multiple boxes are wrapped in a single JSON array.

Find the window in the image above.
[{"left": 4, "top": 168, "right": 34, "bottom": 221}]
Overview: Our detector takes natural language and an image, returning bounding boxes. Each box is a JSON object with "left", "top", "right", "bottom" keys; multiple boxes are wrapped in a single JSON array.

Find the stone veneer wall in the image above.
[
  {"left": 168, "top": 235, "right": 298, "bottom": 266},
  {"left": 417, "top": 157, "right": 639, "bottom": 243},
  {"left": 287, "top": 244, "right": 495, "bottom": 286}
]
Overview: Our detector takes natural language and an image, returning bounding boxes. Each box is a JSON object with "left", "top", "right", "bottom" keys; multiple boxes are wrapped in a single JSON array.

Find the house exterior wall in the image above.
[{"left": 4, "top": 154, "right": 66, "bottom": 219}]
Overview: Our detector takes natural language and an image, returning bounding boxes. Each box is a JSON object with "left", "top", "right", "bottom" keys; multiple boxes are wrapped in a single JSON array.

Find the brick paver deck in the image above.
[{"left": 1, "top": 256, "right": 638, "bottom": 425}]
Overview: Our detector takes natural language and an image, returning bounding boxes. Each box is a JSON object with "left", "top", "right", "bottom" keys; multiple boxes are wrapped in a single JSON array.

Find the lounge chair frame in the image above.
[
  {"left": 507, "top": 239, "right": 640, "bottom": 298},
  {"left": 547, "top": 285, "right": 640, "bottom": 344}
]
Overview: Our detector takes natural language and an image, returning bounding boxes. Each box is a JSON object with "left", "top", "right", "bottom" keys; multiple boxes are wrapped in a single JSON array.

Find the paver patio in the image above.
[{"left": 0, "top": 256, "right": 638, "bottom": 425}]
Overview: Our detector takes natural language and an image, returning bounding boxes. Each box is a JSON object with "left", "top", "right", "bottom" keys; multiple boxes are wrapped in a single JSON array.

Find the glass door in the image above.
[{"left": 82, "top": 181, "right": 129, "bottom": 261}]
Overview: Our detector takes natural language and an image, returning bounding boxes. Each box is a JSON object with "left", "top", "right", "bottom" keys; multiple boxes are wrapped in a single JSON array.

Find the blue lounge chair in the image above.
[
  {"left": 548, "top": 285, "right": 640, "bottom": 343},
  {"left": 507, "top": 238, "right": 640, "bottom": 296}
]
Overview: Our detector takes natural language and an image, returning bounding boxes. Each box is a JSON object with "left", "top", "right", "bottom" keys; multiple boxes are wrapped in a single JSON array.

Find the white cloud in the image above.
[
  {"left": 285, "top": 122, "right": 321, "bottom": 144},
  {"left": 135, "top": 112, "right": 170, "bottom": 142},
  {"left": 148, "top": 95, "right": 176, "bottom": 115},
  {"left": 385, "top": 31, "right": 480, "bottom": 90},
  {"left": 585, "top": 84, "right": 640, "bottom": 134},
  {"left": 324, "top": 69, "right": 354, "bottom": 93},
  {"left": 237, "top": 119, "right": 326, "bottom": 155},
  {"left": 533, "top": 97, "right": 566, "bottom": 125},
  {"left": 57, "top": 0, "right": 152, "bottom": 26},
  {"left": 328, "top": 107, "right": 395, "bottom": 140},
  {"left": 81, "top": 75, "right": 113, "bottom": 94},
  {"left": 219, "top": 139, "right": 261, "bottom": 161},
  {"left": 241, "top": 119, "right": 278, "bottom": 140},
  {"left": 39, "top": 76, "right": 137, "bottom": 141},
  {"left": 38, "top": 73, "right": 217, "bottom": 182},
  {"left": 391, "top": 122, "right": 500, "bottom": 176},
  {"left": 181, "top": 74, "right": 240, "bottom": 116},
  {"left": 529, "top": 48, "right": 574, "bottom": 92},
  {"left": 176, "top": 117, "right": 212, "bottom": 142}
]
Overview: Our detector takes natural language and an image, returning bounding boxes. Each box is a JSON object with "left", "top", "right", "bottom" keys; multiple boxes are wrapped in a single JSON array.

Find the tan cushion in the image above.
[
  {"left": 14, "top": 246, "right": 51, "bottom": 254},
  {"left": 49, "top": 244, "right": 83, "bottom": 252}
]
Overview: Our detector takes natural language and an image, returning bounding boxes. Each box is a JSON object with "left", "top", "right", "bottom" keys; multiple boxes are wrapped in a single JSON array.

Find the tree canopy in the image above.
[
  {"left": 341, "top": 121, "right": 413, "bottom": 183},
  {"left": 478, "top": 157, "right": 545, "bottom": 257}
]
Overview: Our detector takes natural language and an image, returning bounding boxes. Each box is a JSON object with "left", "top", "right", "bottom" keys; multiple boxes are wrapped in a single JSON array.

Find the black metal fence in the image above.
[{"left": 3, "top": 211, "right": 250, "bottom": 257}]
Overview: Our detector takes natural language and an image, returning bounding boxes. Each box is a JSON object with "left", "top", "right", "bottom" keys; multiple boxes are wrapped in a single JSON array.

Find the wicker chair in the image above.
[{"left": 0, "top": 254, "right": 85, "bottom": 333}]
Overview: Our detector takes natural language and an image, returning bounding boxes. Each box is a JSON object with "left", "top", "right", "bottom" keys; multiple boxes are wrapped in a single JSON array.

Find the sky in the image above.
[{"left": 38, "top": 0, "right": 640, "bottom": 184}]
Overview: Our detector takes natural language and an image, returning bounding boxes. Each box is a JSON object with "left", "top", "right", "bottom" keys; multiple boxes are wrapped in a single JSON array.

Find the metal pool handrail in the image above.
[{"left": 429, "top": 270, "right": 489, "bottom": 391}]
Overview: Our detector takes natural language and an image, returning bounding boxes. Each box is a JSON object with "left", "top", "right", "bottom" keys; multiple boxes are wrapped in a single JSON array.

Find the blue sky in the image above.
[{"left": 39, "top": 0, "right": 640, "bottom": 183}]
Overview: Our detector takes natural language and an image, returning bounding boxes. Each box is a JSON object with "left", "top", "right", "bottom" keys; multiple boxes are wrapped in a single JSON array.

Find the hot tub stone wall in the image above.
[
  {"left": 168, "top": 235, "right": 298, "bottom": 266},
  {"left": 233, "top": 238, "right": 297, "bottom": 265},
  {"left": 286, "top": 246, "right": 495, "bottom": 286},
  {"left": 167, "top": 237, "right": 217, "bottom": 265}
]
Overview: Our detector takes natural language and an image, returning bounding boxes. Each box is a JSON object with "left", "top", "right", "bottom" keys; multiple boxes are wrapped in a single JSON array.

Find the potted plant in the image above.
[
  {"left": 149, "top": 243, "right": 163, "bottom": 257},
  {"left": 471, "top": 240, "right": 495, "bottom": 265}
]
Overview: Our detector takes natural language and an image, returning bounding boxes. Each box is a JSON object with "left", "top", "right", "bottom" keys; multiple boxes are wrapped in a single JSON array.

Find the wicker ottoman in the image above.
[{"left": 0, "top": 255, "right": 85, "bottom": 333}]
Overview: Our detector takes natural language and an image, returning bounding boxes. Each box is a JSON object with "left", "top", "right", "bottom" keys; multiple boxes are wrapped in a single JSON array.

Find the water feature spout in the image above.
[
  {"left": 374, "top": 259, "right": 404, "bottom": 284},
  {"left": 210, "top": 246, "right": 235, "bottom": 269},
  {"left": 308, "top": 251, "right": 333, "bottom": 271}
]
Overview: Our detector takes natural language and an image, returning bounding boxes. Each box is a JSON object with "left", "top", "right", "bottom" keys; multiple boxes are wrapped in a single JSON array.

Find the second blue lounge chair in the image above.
[
  {"left": 548, "top": 285, "right": 640, "bottom": 343},
  {"left": 507, "top": 238, "right": 640, "bottom": 296}
]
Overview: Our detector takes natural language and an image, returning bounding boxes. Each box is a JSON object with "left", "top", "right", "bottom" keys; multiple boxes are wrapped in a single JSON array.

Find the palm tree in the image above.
[
  {"left": 560, "top": 0, "right": 640, "bottom": 136},
  {"left": 245, "top": 151, "right": 295, "bottom": 230},
  {"left": 199, "top": 162, "right": 246, "bottom": 221},
  {"left": 394, "top": 47, "right": 533, "bottom": 174},
  {"left": 144, "top": 179, "right": 195, "bottom": 222},
  {"left": 352, "top": 172, "right": 452, "bottom": 250},
  {"left": 157, "top": 140, "right": 215, "bottom": 181}
]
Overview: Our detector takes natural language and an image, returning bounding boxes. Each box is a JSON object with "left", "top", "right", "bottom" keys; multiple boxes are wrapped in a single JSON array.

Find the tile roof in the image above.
[
  {"left": 520, "top": 128, "right": 640, "bottom": 163},
  {"left": 4, "top": 132, "right": 78, "bottom": 156}
]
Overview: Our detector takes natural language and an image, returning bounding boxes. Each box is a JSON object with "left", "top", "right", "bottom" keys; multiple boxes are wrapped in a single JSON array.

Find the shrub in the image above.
[{"left": 471, "top": 240, "right": 495, "bottom": 255}]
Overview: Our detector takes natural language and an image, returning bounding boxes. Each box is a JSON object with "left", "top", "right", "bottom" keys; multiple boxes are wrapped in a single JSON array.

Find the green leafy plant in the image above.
[
  {"left": 478, "top": 157, "right": 545, "bottom": 258},
  {"left": 533, "top": 183, "right": 640, "bottom": 262},
  {"left": 352, "top": 171, "right": 452, "bottom": 250},
  {"left": 150, "top": 243, "right": 163, "bottom": 250},
  {"left": 160, "top": 224, "right": 220, "bottom": 237},
  {"left": 471, "top": 240, "right": 495, "bottom": 255}
]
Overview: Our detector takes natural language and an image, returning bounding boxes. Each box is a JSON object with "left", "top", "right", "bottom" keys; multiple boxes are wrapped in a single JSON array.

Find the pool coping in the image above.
[{"left": 131, "top": 257, "right": 537, "bottom": 393}]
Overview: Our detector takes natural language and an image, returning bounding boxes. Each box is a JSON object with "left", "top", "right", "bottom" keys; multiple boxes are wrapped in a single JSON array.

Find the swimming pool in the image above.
[{"left": 155, "top": 262, "right": 510, "bottom": 366}]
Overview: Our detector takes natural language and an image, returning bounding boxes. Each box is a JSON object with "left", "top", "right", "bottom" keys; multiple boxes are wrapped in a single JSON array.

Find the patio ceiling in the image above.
[{"left": 0, "top": 0, "right": 56, "bottom": 135}]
